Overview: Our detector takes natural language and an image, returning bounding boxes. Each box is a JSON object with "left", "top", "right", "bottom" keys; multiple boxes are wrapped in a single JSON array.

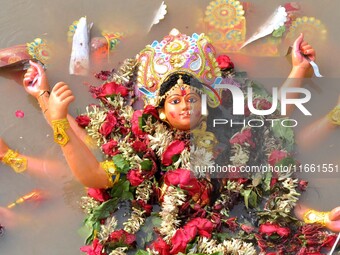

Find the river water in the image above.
[{"left": 0, "top": 0, "right": 339, "bottom": 254}]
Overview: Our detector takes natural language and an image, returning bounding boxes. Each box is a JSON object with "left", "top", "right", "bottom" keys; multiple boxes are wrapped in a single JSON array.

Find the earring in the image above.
[{"left": 159, "top": 110, "right": 167, "bottom": 121}]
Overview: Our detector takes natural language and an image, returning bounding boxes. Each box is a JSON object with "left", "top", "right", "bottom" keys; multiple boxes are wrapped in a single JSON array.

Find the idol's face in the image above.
[{"left": 163, "top": 87, "right": 202, "bottom": 130}]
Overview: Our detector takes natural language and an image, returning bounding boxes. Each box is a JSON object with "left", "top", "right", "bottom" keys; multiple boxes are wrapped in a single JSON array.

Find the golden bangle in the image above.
[
  {"left": 1, "top": 149, "right": 27, "bottom": 173},
  {"left": 327, "top": 105, "right": 340, "bottom": 126},
  {"left": 51, "top": 118, "right": 70, "bottom": 146},
  {"left": 303, "top": 209, "right": 329, "bottom": 226},
  {"left": 100, "top": 160, "right": 120, "bottom": 188}
]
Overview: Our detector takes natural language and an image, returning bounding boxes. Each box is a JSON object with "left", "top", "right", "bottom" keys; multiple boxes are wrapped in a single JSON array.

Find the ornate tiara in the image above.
[{"left": 136, "top": 28, "right": 222, "bottom": 107}]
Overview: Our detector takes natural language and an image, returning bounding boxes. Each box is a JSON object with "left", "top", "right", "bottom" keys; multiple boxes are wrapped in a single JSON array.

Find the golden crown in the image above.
[{"left": 136, "top": 28, "right": 222, "bottom": 107}]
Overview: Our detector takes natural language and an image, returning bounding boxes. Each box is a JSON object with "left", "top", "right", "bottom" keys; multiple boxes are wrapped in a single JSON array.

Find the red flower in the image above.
[
  {"left": 98, "top": 82, "right": 128, "bottom": 97},
  {"left": 216, "top": 55, "right": 234, "bottom": 70},
  {"left": 109, "top": 229, "right": 136, "bottom": 246},
  {"left": 127, "top": 169, "right": 144, "bottom": 186},
  {"left": 163, "top": 169, "right": 191, "bottom": 186},
  {"left": 298, "top": 180, "right": 308, "bottom": 191},
  {"left": 185, "top": 218, "right": 214, "bottom": 238},
  {"left": 259, "top": 222, "right": 290, "bottom": 238},
  {"left": 76, "top": 115, "right": 91, "bottom": 128},
  {"left": 170, "top": 218, "right": 213, "bottom": 254},
  {"left": 170, "top": 229, "right": 191, "bottom": 254},
  {"left": 230, "top": 128, "right": 255, "bottom": 148},
  {"left": 87, "top": 188, "right": 110, "bottom": 202},
  {"left": 99, "top": 112, "right": 117, "bottom": 137},
  {"left": 101, "top": 140, "right": 119, "bottom": 156},
  {"left": 80, "top": 238, "right": 106, "bottom": 255},
  {"left": 143, "top": 105, "right": 159, "bottom": 120},
  {"left": 131, "top": 110, "right": 145, "bottom": 137},
  {"left": 268, "top": 150, "right": 288, "bottom": 166},
  {"left": 162, "top": 140, "right": 186, "bottom": 166},
  {"left": 150, "top": 237, "right": 171, "bottom": 255},
  {"left": 132, "top": 140, "right": 147, "bottom": 153}
]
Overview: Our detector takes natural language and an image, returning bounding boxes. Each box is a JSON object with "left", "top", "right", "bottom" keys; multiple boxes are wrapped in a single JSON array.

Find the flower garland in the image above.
[{"left": 76, "top": 57, "right": 337, "bottom": 255}]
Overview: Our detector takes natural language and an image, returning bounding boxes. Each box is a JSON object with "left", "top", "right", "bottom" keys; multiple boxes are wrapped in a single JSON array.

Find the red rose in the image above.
[
  {"left": 98, "top": 82, "right": 128, "bottom": 97},
  {"left": 127, "top": 169, "right": 144, "bottom": 186},
  {"left": 150, "top": 237, "right": 171, "bottom": 255},
  {"left": 216, "top": 55, "right": 234, "bottom": 70},
  {"left": 109, "top": 229, "right": 136, "bottom": 246},
  {"left": 131, "top": 110, "right": 145, "bottom": 137},
  {"left": 164, "top": 169, "right": 191, "bottom": 186},
  {"left": 99, "top": 112, "right": 117, "bottom": 137},
  {"left": 143, "top": 105, "right": 159, "bottom": 120},
  {"left": 80, "top": 238, "right": 106, "bottom": 255},
  {"left": 76, "top": 115, "right": 91, "bottom": 128},
  {"left": 259, "top": 222, "right": 290, "bottom": 238},
  {"left": 185, "top": 218, "right": 214, "bottom": 238},
  {"left": 132, "top": 140, "right": 147, "bottom": 153},
  {"left": 170, "top": 229, "right": 191, "bottom": 254},
  {"left": 268, "top": 150, "right": 288, "bottom": 166},
  {"left": 230, "top": 128, "right": 255, "bottom": 148},
  {"left": 87, "top": 188, "right": 110, "bottom": 202},
  {"left": 162, "top": 140, "right": 186, "bottom": 166},
  {"left": 102, "top": 140, "right": 119, "bottom": 156}
]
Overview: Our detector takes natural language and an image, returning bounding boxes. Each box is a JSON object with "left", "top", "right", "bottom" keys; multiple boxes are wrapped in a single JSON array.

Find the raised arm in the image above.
[
  {"left": 22, "top": 61, "right": 88, "bottom": 142},
  {"left": 279, "top": 33, "right": 316, "bottom": 117},
  {"left": 22, "top": 62, "right": 113, "bottom": 188}
]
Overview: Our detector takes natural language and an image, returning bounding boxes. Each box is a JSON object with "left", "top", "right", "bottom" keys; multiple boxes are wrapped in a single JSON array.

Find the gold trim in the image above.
[
  {"left": 303, "top": 209, "right": 329, "bottom": 226},
  {"left": 51, "top": 119, "right": 70, "bottom": 146},
  {"left": 1, "top": 149, "right": 27, "bottom": 173}
]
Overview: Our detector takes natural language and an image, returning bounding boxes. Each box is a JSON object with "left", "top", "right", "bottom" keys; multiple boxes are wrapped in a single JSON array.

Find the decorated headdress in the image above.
[{"left": 136, "top": 28, "right": 222, "bottom": 108}]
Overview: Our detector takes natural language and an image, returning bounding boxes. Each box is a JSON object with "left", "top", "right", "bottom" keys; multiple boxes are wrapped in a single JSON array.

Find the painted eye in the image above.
[
  {"left": 170, "top": 99, "right": 180, "bottom": 104},
  {"left": 188, "top": 97, "right": 198, "bottom": 103}
]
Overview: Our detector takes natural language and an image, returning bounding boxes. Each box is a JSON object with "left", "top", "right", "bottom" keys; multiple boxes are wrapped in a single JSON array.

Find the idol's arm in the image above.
[
  {"left": 279, "top": 33, "right": 315, "bottom": 116},
  {"left": 0, "top": 138, "right": 66, "bottom": 178},
  {"left": 22, "top": 61, "right": 88, "bottom": 142},
  {"left": 21, "top": 61, "right": 111, "bottom": 188},
  {"left": 46, "top": 82, "right": 111, "bottom": 188}
]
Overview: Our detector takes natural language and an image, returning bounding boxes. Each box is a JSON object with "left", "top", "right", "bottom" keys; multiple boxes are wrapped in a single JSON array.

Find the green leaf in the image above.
[
  {"left": 140, "top": 159, "right": 153, "bottom": 171},
  {"left": 110, "top": 178, "right": 132, "bottom": 199},
  {"left": 249, "top": 190, "right": 258, "bottom": 208},
  {"left": 272, "top": 119, "right": 295, "bottom": 151},
  {"left": 276, "top": 157, "right": 296, "bottom": 167},
  {"left": 171, "top": 154, "right": 180, "bottom": 164},
  {"left": 135, "top": 250, "right": 152, "bottom": 255},
  {"left": 272, "top": 25, "right": 286, "bottom": 38},
  {"left": 242, "top": 189, "right": 252, "bottom": 209},
  {"left": 113, "top": 154, "right": 130, "bottom": 173},
  {"left": 263, "top": 172, "right": 272, "bottom": 192},
  {"left": 91, "top": 198, "right": 119, "bottom": 221}
]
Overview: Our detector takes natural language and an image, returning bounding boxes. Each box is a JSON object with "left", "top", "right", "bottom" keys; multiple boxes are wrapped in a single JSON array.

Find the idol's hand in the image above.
[
  {"left": 326, "top": 207, "right": 340, "bottom": 232},
  {"left": 23, "top": 60, "right": 50, "bottom": 99},
  {"left": 0, "top": 138, "right": 10, "bottom": 161},
  {"left": 292, "top": 33, "right": 316, "bottom": 72},
  {"left": 48, "top": 82, "right": 75, "bottom": 120},
  {"left": 295, "top": 204, "right": 340, "bottom": 232}
]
